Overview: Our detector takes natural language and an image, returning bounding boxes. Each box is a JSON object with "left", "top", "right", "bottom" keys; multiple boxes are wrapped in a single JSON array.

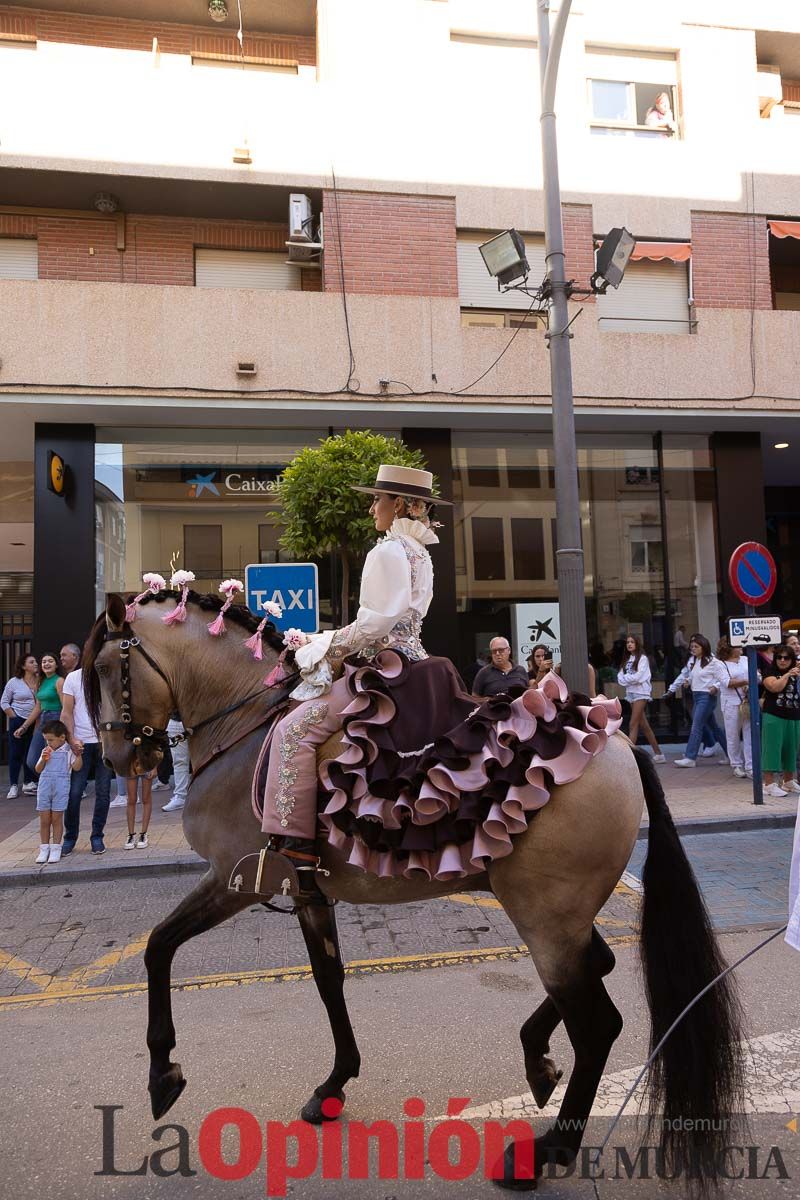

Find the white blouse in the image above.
[
  {"left": 717, "top": 658, "right": 752, "bottom": 710},
  {"left": 617, "top": 654, "right": 653, "bottom": 699},
  {"left": 292, "top": 518, "right": 437, "bottom": 699},
  {"left": 666, "top": 655, "right": 727, "bottom": 696}
]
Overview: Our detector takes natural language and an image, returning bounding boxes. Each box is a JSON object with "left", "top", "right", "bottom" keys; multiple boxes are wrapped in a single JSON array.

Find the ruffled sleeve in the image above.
[{"left": 292, "top": 540, "right": 413, "bottom": 699}]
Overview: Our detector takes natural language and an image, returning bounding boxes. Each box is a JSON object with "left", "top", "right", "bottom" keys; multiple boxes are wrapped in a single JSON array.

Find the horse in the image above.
[{"left": 84, "top": 589, "right": 744, "bottom": 1191}]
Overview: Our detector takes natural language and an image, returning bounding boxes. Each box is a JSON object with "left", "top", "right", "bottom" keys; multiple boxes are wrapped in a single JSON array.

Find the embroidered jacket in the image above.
[{"left": 292, "top": 518, "right": 437, "bottom": 699}]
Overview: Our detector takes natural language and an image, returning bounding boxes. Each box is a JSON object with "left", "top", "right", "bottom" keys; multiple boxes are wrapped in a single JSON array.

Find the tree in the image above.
[{"left": 272, "top": 431, "right": 430, "bottom": 623}]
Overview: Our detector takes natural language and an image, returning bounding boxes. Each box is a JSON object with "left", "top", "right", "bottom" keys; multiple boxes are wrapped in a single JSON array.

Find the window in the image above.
[
  {"left": 184, "top": 525, "right": 223, "bottom": 578},
  {"left": 195, "top": 249, "right": 301, "bottom": 291},
  {"left": 511, "top": 518, "right": 546, "bottom": 580},
  {"left": 768, "top": 221, "right": 800, "bottom": 310},
  {"left": 471, "top": 517, "right": 505, "bottom": 581},
  {"left": 0, "top": 238, "right": 37, "bottom": 280},
  {"left": 457, "top": 232, "right": 548, "bottom": 322},
  {"left": 597, "top": 258, "right": 690, "bottom": 333},
  {"left": 258, "top": 523, "right": 281, "bottom": 563},
  {"left": 586, "top": 46, "right": 679, "bottom": 138},
  {"left": 461, "top": 309, "right": 548, "bottom": 330},
  {"left": 630, "top": 525, "right": 664, "bottom": 575}
]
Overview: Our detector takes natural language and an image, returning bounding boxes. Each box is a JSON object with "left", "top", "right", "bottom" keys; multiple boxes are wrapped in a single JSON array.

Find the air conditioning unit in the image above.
[
  {"left": 288, "top": 193, "right": 314, "bottom": 242},
  {"left": 286, "top": 212, "right": 323, "bottom": 268}
]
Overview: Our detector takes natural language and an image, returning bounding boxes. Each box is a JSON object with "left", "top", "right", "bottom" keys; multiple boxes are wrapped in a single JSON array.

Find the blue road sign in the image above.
[{"left": 244, "top": 563, "right": 319, "bottom": 634}]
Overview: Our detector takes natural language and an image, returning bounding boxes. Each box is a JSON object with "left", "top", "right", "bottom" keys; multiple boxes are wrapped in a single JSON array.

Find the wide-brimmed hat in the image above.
[{"left": 351, "top": 464, "right": 453, "bottom": 504}]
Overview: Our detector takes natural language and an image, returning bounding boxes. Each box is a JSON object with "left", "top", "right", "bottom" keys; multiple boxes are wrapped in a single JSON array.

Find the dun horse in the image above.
[{"left": 85, "top": 590, "right": 744, "bottom": 1190}]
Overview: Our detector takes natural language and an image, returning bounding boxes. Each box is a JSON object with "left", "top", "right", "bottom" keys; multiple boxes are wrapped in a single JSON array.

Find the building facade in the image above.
[{"left": 2, "top": 0, "right": 800, "bottom": 742}]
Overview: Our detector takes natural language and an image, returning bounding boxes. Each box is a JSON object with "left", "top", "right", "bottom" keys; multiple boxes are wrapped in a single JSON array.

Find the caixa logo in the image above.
[{"left": 186, "top": 471, "right": 279, "bottom": 498}]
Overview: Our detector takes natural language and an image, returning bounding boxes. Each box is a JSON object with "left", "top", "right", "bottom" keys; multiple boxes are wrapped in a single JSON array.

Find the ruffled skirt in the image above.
[{"left": 318, "top": 651, "right": 623, "bottom": 882}]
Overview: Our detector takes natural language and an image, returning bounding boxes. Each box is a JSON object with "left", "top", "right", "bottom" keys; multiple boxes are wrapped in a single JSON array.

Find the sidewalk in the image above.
[{"left": 0, "top": 756, "right": 796, "bottom": 886}]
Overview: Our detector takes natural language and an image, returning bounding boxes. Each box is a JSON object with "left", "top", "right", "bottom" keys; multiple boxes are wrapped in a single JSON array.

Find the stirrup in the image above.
[{"left": 228, "top": 844, "right": 329, "bottom": 899}]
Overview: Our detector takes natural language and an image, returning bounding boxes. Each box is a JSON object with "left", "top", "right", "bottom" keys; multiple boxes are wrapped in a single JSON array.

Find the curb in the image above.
[
  {"left": 637, "top": 813, "right": 796, "bottom": 840},
  {"left": 0, "top": 856, "right": 207, "bottom": 889}
]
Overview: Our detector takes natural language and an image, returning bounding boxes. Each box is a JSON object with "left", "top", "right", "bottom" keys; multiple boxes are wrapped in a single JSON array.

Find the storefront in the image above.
[{"left": 17, "top": 417, "right": 773, "bottom": 748}]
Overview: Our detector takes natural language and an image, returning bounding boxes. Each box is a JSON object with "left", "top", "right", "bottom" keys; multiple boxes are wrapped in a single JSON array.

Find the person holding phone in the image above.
[{"left": 761, "top": 644, "right": 800, "bottom": 798}]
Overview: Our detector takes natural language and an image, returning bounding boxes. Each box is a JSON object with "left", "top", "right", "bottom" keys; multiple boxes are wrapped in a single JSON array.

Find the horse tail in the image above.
[{"left": 634, "top": 746, "right": 746, "bottom": 1194}]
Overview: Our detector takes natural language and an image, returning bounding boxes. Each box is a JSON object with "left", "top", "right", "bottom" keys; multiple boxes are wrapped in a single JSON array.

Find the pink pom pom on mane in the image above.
[
  {"left": 162, "top": 585, "right": 190, "bottom": 625},
  {"left": 243, "top": 621, "right": 266, "bottom": 660}
]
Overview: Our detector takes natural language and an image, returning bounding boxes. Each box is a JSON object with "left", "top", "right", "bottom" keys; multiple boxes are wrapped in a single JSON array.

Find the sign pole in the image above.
[
  {"left": 727, "top": 542, "right": 777, "bottom": 808},
  {"left": 745, "top": 604, "right": 764, "bottom": 806}
]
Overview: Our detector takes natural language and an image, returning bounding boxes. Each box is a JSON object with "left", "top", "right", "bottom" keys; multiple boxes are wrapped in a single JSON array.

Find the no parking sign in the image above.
[{"left": 728, "top": 542, "right": 777, "bottom": 608}]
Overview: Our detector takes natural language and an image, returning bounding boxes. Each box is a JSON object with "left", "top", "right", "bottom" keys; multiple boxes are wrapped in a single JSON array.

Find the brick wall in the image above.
[
  {"left": 0, "top": 6, "right": 315, "bottom": 64},
  {"left": 322, "top": 191, "right": 458, "bottom": 297},
  {"left": 2, "top": 212, "right": 290, "bottom": 285},
  {"left": 690, "top": 211, "right": 772, "bottom": 309},
  {"left": 562, "top": 204, "right": 595, "bottom": 300}
]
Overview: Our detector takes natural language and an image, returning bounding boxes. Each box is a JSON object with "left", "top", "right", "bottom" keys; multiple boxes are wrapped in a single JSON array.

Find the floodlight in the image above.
[
  {"left": 593, "top": 227, "right": 635, "bottom": 291},
  {"left": 479, "top": 230, "right": 529, "bottom": 287}
]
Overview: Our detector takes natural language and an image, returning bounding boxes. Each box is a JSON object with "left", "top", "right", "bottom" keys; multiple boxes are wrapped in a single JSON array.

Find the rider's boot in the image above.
[{"left": 269, "top": 836, "right": 325, "bottom": 898}]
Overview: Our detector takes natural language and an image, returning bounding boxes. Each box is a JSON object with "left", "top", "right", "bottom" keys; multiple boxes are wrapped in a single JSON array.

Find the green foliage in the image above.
[
  {"left": 273, "top": 430, "right": 430, "bottom": 562},
  {"left": 620, "top": 591, "right": 654, "bottom": 622}
]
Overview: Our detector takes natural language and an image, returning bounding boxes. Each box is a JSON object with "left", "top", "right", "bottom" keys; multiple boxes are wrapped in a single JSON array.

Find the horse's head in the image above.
[{"left": 85, "top": 593, "right": 175, "bottom": 777}]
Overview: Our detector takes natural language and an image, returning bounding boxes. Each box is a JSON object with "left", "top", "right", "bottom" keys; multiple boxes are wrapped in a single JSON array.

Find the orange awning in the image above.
[
  {"left": 769, "top": 220, "right": 800, "bottom": 240},
  {"left": 630, "top": 241, "right": 691, "bottom": 262}
]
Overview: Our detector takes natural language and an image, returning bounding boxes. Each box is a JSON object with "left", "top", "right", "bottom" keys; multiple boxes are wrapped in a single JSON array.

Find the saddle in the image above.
[{"left": 227, "top": 728, "right": 343, "bottom": 899}]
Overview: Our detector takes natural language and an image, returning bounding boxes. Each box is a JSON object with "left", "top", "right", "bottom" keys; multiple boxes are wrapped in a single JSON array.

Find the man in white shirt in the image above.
[{"left": 61, "top": 660, "right": 112, "bottom": 856}]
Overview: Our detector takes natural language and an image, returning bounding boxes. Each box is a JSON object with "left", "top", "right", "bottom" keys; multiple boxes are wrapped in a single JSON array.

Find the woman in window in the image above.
[
  {"left": 644, "top": 90, "right": 676, "bottom": 132},
  {"left": 617, "top": 634, "right": 665, "bottom": 762},
  {"left": 665, "top": 634, "right": 727, "bottom": 767},
  {"left": 761, "top": 645, "right": 800, "bottom": 798}
]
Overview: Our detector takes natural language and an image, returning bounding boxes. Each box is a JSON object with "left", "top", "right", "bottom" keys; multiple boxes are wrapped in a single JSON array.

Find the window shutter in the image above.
[
  {"left": 457, "top": 232, "right": 547, "bottom": 310},
  {"left": 0, "top": 238, "right": 37, "bottom": 280},
  {"left": 195, "top": 249, "right": 301, "bottom": 291},
  {"left": 597, "top": 260, "right": 689, "bottom": 333}
]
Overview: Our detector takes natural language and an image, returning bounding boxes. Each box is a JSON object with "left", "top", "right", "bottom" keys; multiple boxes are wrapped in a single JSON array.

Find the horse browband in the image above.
[{"left": 101, "top": 628, "right": 272, "bottom": 750}]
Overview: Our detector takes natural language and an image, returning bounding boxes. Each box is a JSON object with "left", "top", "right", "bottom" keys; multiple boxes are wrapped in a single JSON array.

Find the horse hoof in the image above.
[
  {"left": 490, "top": 1143, "right": 538, "bottom": 1191},
  {"left": 149, "top": 1064, "right": 187, "bottom": 1120},
  {"left": 300, "top": 1090, "right": 345, "bottom": 1124},
  {"left": 529, "top": 1060, "right": 564, "bottom": 1109}
]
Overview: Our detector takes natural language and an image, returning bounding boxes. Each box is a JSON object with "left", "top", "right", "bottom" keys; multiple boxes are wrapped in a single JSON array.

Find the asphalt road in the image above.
[{"left": 1, "top": 829, "right": 798, "bottom": 1200}]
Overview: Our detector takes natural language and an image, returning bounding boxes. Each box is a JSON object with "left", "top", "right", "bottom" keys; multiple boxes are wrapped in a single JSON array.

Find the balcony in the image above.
[{"left": 1, "top": 279, "right": 799, "bottom": 421}]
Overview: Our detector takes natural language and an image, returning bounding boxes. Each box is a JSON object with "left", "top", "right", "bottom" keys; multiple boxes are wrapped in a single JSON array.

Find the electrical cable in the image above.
[
  {"left": 329, "top": 167, "right": 359, "bottom": 392},
  {"left": 453, "top": 284, "right": 547, "bottom": 394},
  {"left": 589, "top": 922, "right": 789, "bottom": 1200}
]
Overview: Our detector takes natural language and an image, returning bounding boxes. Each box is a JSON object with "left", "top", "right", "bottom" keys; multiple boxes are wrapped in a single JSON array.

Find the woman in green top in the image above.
[{"left": 23, "top": 653, "right": 64, "bottom": 776}]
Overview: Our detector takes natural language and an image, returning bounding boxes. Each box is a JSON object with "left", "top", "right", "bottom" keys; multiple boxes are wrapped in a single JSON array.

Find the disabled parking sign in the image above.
[{"left": 245, "top": 563, "right": 319, "bottom": 634}]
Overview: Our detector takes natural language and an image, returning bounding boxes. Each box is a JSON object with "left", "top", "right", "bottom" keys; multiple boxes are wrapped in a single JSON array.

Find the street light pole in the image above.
[{"left": 536, "top": 0, "right": 589, "bottom": 693}]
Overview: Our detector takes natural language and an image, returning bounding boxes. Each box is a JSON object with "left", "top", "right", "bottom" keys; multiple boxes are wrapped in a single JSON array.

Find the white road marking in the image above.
[
  {"left": 454, "top": 1027, "right": 800, "bottom": 1120},
  {"left": 620, "top": 869, "right": 643, "bottom": 894}
]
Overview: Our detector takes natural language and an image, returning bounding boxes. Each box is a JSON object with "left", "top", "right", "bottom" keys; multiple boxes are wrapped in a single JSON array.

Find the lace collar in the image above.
[{"left": 386, "top": 517, "right": 439, "bottom": 547}]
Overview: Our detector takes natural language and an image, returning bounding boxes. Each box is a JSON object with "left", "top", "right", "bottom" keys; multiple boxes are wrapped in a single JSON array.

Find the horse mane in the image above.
[{"left": 82, "top": 589, "right": 285, "bottom": 724}]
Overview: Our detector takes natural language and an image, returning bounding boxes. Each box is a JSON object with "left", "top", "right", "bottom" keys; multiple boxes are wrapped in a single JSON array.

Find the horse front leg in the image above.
[
  {"left": 295, "top": 899, "right": 361, "bottom": 1124},
  {"left": 145, "top": 872, "right": 251, "bottom": 1119}
]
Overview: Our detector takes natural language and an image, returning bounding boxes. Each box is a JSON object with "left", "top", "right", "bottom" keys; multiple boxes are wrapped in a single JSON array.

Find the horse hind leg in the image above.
[
  {"left": 520, "top": 926, "right": 615, "bottom": 1110},
  {"left": 145, "top": 872, "right": 253, "bottom": 1119}
]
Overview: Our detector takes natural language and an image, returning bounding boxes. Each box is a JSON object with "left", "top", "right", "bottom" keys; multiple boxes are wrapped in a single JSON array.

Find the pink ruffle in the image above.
[{"left": 318, "top": 656, "right": 623, "bottom": 882}]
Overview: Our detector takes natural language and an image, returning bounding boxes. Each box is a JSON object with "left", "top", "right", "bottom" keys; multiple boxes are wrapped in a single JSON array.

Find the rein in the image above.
[{"left": 100, "top": 628, "right": 288, "bottom": 768}]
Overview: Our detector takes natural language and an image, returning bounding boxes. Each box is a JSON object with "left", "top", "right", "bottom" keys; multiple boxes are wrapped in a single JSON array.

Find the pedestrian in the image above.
[
  {"left": 60, "top": 647, "right": 113, "bottom": 855},
  {"left": 617, "top": 634, "right": 665, "bottom": 762},
  {"left": 33, "top": 720, "right": 82, "bottom": 864},
  {"left": 24, "top": 652, "right": 64, "bottom": 778},
  {"left": 716, "top": 637, "right": 753, "bottom": 779},
  {"left": 761, "top": 644, "right": 800, "bottom": 798},
  {"left": 2, "top": 652, "right": 39, "bottom": 798},
  {"left": 162, "top": 715, "right": 189, "bottom": 812},
  {"left": 473, "top": 637, "right": 530, "bottom": 697},
  {"left": 527, "top": 644, "right": 553, "bottom": 686},
  {"left": 665, "top": 634, "right": 728, "bottom": 768},
  {"left": 124, "top": 769, "right": 154, "bottom": 849},
  {"left": 673, "top": 624, "right": 689, "bottom": 665}
]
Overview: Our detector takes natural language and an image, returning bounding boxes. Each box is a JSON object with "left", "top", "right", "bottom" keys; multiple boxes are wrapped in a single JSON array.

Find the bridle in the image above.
[{"left": 99, "top": 628, "right": 282, "bottom": 756}]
